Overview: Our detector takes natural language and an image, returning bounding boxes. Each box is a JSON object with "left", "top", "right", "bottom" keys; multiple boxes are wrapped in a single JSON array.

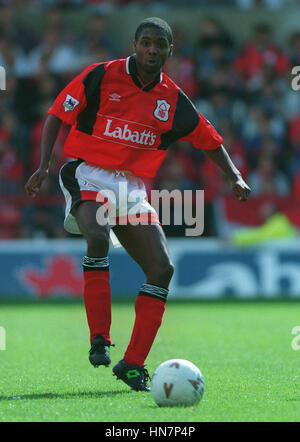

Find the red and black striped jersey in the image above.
[{"left": 48, "top": 55, "right": 223, "bottom": 177}]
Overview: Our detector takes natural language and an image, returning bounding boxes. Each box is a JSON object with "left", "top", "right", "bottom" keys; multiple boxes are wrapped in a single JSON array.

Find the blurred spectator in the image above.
[
  {"left": 247, "top": 151, "right": 290, "bottom": 196},
  {"left": 0, "top": 3, "right": 38, "bottom": 52},
  {"left": 0, "top": 33, "right": 41, "bottom": 79},
  {"left": 288, "top": 114, "right": 300, "bottom": 174},
  {"left": 281, "top": 74, "right": 300, "bottom": 122},
  {"left": 0, "top": 112, "right": 24, "bottom": 190},
  {"left": 199, "top": 121, "right": 249, "bottom": 203},
  {"left": 164, "top": 55, "right": 198, "bottom": 99},
  {"left": 0, "top": 75, "right": 18, "bottom": 114},
  {"left": 76, "top": 12, "right": 118, "bottom": 67},
  {"left": 233, "top": 23, "right": 290, "bottom": 91},
  {"left": 29, "top": 108, "right": 69, "bottom": 176},
  {"left": 287, "top": 31, "right": 300, "bottom": 66},
  {"left": 292, "top": 164, "right": 300, "bottom": 194},
  {"left": 196, "top": 88, "right": 247, "bottom": 134},
  {"left": 240, "top": 105, "right": 285, "bottom": 166},
  {"left": 20, "top": 179, "right": 67, "bottom": 239},
  {"left": 27, "top": 29, "right": 81, "bottom": 76},
  {"left": 155, "top": 145, "right": 197, "bottom": 193},
  {"left": 86, "top": 12, "right": 117, "bottom": 55},
  {"left": 196, "top": 17, "right": 235, "bottom": 93},
  {"left": 163, "top": 26, "right": 198, "bottom": 98}
]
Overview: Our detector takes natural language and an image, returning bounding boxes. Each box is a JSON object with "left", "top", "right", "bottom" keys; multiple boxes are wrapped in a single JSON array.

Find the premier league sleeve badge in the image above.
[{"left": 63, "top": 94, "right": 80, "bottom": 112}]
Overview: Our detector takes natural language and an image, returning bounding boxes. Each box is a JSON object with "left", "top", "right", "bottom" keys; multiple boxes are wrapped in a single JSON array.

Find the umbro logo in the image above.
[{"left": 109, "top": 93, "right": 121, "bottom": 102}]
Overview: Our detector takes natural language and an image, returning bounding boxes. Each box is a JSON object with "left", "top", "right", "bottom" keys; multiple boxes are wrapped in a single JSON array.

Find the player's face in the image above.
[{"left": 134, "top": 27, "right": 173, "bottom": 78}]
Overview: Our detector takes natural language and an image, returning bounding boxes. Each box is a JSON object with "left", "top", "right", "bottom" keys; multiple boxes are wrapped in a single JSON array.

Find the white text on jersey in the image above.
[{"left": 103, "top": 119, "right": 156, "bottom": 146}]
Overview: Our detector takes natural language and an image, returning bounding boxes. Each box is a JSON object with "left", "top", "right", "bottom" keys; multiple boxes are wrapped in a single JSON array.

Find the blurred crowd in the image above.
[{"left": 0, "top": 3, "right": 300, "bottom": 239}]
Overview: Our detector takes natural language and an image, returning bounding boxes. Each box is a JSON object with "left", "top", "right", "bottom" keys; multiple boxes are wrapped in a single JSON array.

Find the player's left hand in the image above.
[{"left": 231, "top": 176, "right": 251, "bottom": 202}]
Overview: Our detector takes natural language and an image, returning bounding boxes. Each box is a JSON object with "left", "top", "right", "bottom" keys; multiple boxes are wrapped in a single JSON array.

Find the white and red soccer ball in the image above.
[{"left": 151, "top": 359, "right": 204, "bottom": 407}]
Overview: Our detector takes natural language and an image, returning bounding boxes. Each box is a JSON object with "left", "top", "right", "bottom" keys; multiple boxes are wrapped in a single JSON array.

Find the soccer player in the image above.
[{"left": 25, "top": 17, "right": 251, "bottom": 392}]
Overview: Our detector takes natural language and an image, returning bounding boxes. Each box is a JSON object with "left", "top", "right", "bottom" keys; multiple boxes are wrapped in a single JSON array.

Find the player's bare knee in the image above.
[
  {"left": 163, "top": 261, "right": 174, "bottom": 282},
  {"left": 87, "top": 228, "right": 109, "bottom": 245},
  {"left": 148, "top": 260, "right": 174, "bottom": 287},
  {"left": 85, "top": 227, "right": 110, "bottom": 255}
]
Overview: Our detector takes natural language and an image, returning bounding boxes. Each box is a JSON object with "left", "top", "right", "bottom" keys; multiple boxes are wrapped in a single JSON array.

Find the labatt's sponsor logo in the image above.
[{"left": 104, "top": 119, "right": 156, "bottom": 146}]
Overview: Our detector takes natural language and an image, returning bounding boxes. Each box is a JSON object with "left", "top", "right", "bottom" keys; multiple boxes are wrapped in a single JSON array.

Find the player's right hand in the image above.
[{"left": 24, "top": 168, "right": 49, "bottom": 198}]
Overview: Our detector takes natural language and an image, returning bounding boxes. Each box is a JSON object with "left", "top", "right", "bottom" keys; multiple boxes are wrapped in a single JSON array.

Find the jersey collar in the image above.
[{"left": 126, "top": 54, "right": 162, "bottom": 92}]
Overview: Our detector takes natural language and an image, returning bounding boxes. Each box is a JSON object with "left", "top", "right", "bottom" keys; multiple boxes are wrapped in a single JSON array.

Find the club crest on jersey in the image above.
[
  {"left": 154, "top": 99, "right": 170, "bottom": 122},
  {"left": 63, "top": 94, "right": 80, "bottom": 112}
]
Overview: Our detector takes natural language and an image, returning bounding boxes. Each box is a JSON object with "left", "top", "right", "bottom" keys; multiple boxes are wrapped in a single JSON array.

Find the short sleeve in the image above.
[
  {"left": 180, "top": 112, "right": 223, "bottom": 150},
  {"left": 47, "top": 64, "right": 98, "bottom": 126}
]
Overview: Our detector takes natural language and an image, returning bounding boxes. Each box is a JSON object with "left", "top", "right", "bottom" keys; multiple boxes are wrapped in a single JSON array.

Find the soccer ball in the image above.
[{"left": 151, "top": 359, "right": 204, "bottom": 407}]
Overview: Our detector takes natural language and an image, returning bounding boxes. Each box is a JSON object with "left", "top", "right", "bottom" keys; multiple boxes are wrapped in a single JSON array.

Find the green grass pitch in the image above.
[{"left": 0, "top": 298, "right": 300, "bottom": 422}]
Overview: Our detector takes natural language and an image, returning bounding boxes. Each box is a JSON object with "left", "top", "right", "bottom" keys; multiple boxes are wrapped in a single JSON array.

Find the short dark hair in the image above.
[{"left": 135, "top": 17, "right": 173, "bottom": 45}]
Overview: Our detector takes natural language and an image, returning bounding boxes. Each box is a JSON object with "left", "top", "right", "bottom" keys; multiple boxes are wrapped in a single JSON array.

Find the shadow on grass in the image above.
[{"left": 0, "top": 390, "right": 132, "bottom": 401}]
